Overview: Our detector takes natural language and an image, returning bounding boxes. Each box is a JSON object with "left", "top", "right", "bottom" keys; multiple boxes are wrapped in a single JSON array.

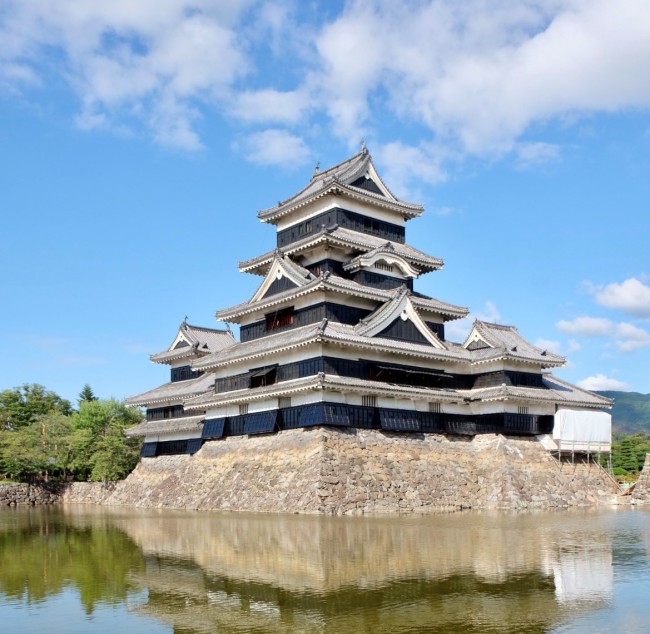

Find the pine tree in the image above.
[{"left": 78, "top": 384, "right": 98, "bottom": 405}]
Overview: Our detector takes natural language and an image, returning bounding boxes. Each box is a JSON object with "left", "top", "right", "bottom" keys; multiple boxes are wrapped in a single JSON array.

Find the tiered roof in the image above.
[
  {"left": 150, "top": 320, "right": 236, "bottom": 364},
  {"left": 126, "top": 145, "right": 610, "bottom": 446},
  {"left": 464, "top": 321, "right": 565, "bottom": 367},
  {"left": 124, "top": 414, "right": 206, "bottom": 438},
  {"left": 218, "top": 270, "right": 467, "bottom": 323},
  {"left": 194, "top": 316, "right": 564, "bottom": 373},
  {"left": 239, "top": 225, "right": 444, "bottom": 275},
  {"left": 257, "top": 147, "right": 424, "bottom": 224},
  {"left": 125, "top": 321, "right": 235, "bottom": 411},
  {"left": 126, "top": 372, "right": 216, "bottom": 407},
  {"left": 184, "top": 371, "right": 608, "bottom": 411}
]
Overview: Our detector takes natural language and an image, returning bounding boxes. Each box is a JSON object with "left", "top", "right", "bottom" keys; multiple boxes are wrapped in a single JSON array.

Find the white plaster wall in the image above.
[{"left": 144, "top": 430, "right": 202, "bottom": 443}]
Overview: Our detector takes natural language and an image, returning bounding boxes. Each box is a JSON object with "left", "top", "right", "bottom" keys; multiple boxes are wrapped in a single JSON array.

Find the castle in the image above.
[{"left": 125, "top": 146, "right": 611, "bottom": 460}]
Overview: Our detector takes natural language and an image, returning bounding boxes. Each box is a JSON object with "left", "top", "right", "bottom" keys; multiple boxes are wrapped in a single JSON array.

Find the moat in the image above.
[{"left": 1, "top": 506, "right": 649, "bottom": 633}]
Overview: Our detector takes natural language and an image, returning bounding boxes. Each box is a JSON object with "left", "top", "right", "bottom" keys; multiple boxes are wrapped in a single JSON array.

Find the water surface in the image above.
[{"left": 0, "top": 505, "right": 648, "bottom": 633}]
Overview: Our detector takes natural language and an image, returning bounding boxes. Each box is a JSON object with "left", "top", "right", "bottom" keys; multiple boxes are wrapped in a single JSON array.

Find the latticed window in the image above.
[
  {"left": 146, "top": 405, "right": 184, "bottom": 421},
  {"left": 429, "top": 402, "right": 441, "bottom": 413},
  {"left": 171, "top": 365, "right": 203, "bottom": 382},
  {"left": 518, "top": 406, "right": 529, "bottom": 415},
  {"left": 362, "top": 395, "right": 377, "bottom": 407},
  {"left": 375, "top": 261, "right": 393, "bottom": 273},
  {"left": 239, "top": 403, "right": 249, "bottom": 415}
]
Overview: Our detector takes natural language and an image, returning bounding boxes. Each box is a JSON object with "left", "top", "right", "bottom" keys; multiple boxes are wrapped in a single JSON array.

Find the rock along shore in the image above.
[{"left": 4, "top": 430, "right": 645, "bottom": 514}]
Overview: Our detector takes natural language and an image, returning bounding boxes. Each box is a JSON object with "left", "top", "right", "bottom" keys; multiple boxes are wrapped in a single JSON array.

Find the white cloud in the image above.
[
  {"left": 444, "top": 319, "right": 469, "bottom": 343},
  {"left": 375, "top": 141, "right": 449, "bottom": 197},
  {"left": 557, "top": 315, "right": 650, "bottom": 352},
  {"left": 593, "top": 277, "right": 650, "bottom": 318},
  {"left": 556, "top": 316, "right": 613, "bottom": 337},
  {"left": 4, "top": 0, "right": 650, "bottom": 165},
  {"left": 567, "top": 339, "right": 581, "bottom": 353},
  {"left": 516, "top": 141, "right": 561, "bottom": 166},
  {"left": 0, "top": 1, "right": 251, "bottom": 149},
  {"left": 577, "top": 373, "right": 629, "bottom": 391},
  {"left": 232, "top": 89, "right": 310, "bottom": 125},
  {"left": 445, "top": 300, "right": 501, "bottom": 342},
  {"left": 613, "top": 322, "right": 650, "bottom": 352},
  {"left": 235, "top": 129, "right": 310, "bottom": 167},
  {"left": 534, "top": 338, "right": 562, "bottom": 354},
  {"left": 474, "top": 300, "right": 501, "bottom": 323},
  {"left": 312, "top": 0, "right": 650, "bottom": 155}
]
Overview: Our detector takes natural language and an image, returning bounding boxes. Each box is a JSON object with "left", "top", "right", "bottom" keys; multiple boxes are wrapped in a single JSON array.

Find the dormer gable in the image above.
[
  {"left": 250, "top": 251, "right": 315, "bottom": 303},
  {"left": 355, "top": 286, "right": 446, "bottom": 349},
  {"left": 463, "top": 322, "right": 494, "bottom": 351},
  {"left": 169, "top": 326, "right": 195, "bottom": 351},
  {"left": 344, "top": 155, "right": 395, "bottom": 200},
  {"left": 462, "top": 320, "right": 565, "bottom": 367}
]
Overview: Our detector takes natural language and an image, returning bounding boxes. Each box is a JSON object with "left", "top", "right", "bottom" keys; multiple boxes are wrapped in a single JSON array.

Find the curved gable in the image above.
[
  {"left": 250, "top": 253, "right": 314, "bottom": 303},
  {"left": 356, "top": 289, "right": 446, "bottom": 349},
  {"left": 344, "top": 243, "right": 420, "bottom": 279}
]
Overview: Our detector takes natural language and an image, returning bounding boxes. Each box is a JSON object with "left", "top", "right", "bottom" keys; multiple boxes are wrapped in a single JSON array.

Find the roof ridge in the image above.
[
  {"left": 184, "top": 323, "right": 232, "bottom": 334},
  {"left": 476, "top": 320, "right": 517, "bottom": 331},
  {"left": 310, "top": 149, "right": 367, "bottom": 182}
]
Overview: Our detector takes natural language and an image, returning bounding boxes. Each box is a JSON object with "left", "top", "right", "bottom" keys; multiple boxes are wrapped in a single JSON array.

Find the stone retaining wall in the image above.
[
  {"left": 61, "top": 428, "right": 620, "bottom": 514},
  {"left": 0, "top": 482, "right": 62, "bottom": 506}
]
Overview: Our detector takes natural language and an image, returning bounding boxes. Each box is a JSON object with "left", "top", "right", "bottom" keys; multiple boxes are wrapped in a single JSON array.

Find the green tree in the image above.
[
  {"left": 0, "top": 413, "right": 74, "bottom": 481},
  {"left": 0, "top": 384, "right": 72, "bottom": 430},
  {"left": 71, "top": 399, "right": 142, "bottom": 481},
  {"left": 609, "top": 431, "right": 650, "bottom": 478},
  {"left": 78, "top": 384, "right": 98, "bottom": 405}
]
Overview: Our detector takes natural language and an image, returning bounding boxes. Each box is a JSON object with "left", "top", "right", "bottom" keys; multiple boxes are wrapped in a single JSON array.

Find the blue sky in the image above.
[{"left": 1, "top": 0, "right": 649, "bottom": 404}]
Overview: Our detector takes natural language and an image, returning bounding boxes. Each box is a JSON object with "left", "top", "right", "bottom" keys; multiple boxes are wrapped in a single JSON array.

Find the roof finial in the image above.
[
  {"left": 313, "top": 160, "right": 320, "bottom": 175},
  {"left": 183, "top": 315, "right": 188, "bottom": 325},
  {"left": 360, "top": 138, "right": 367, "bottom": 153}
]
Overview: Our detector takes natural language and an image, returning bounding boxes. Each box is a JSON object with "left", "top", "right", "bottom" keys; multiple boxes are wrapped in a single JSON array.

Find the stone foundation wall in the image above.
[
  {"left": 61, "top": 427, "right": 620, "bottom": 514},
  {"left": 0, "top": 483, "right": 62, "bottom": 506},
  {"left": 63, "top": 481, "right": 117, "bottom": 504}
]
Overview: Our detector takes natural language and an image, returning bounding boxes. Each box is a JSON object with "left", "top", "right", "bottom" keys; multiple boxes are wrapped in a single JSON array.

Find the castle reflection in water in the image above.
[{"left": 48, "top": 506, "right": 631, "bottom": 633}]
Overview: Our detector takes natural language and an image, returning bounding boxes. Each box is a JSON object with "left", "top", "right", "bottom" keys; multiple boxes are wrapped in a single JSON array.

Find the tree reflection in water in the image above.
[{"left": 0, "top": 507, "right": 145, "bottom": 613}]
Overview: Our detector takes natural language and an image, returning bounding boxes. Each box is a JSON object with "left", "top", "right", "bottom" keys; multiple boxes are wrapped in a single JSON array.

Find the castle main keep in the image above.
[{"left": 125, "top": 146, "right": 611, "bottom": 478}]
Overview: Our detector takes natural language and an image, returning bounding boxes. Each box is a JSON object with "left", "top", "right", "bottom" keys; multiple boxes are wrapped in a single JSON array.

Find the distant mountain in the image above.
[{"left": 596, "top": 391, "right": 650, "bottom": 434}]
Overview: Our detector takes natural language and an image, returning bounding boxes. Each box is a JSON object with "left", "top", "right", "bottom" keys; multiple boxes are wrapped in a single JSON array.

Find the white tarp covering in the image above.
[
  {"left": 553, "top": 548, "right": 613, "bottom": 604},
  {"left": 553, "top": 409, "right": 611, "bottom": 452}
]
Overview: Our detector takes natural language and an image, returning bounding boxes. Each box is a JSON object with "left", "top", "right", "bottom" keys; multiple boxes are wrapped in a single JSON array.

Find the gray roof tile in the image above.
[
  {"left": 194, "top": 319, "right": 469, "bottom": 372},
  {"left": 462, "top": 375, "right": 611, "bottom": 409},
  {"left": 466, "top": 320, "right": 565, "bottom": 368},
  {"left": 125, "top": 373, "right": 216, "bottom": 407},
  {"left": 125, "top": 414, "right": 206, "bottom": 437},
  {"left": 187, "top": 372, "right": 609, "bottom": 412},
  {"left": 257, "top": 149, "right": 423, "bottom": 223},
  {"left": 239, "top": 226, "right": 443, "bottom": 274},
  {"left": 151, "top": 321, "right": 236, "bottom": 363},
  {"left": 217, "top": 273, "right": 466, "bottom": 322},
  {"left": 187, "top": 373, "right": 462, "bottom": 409}
]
